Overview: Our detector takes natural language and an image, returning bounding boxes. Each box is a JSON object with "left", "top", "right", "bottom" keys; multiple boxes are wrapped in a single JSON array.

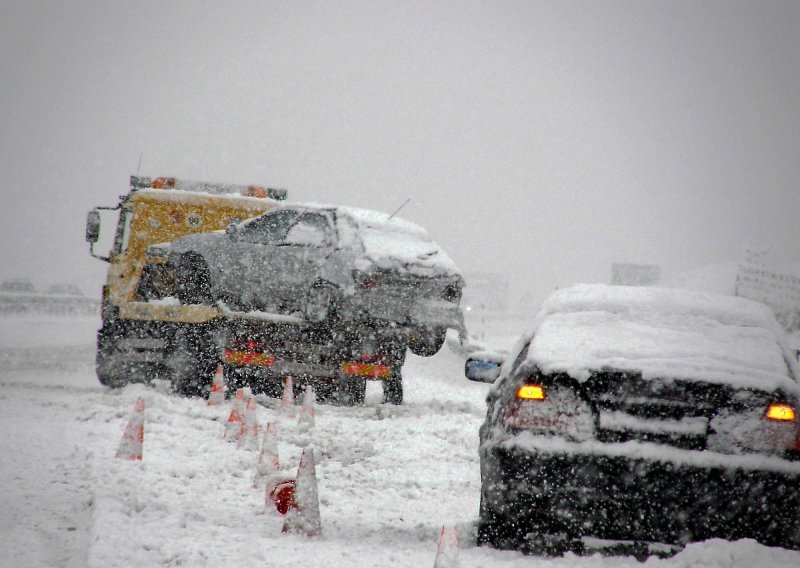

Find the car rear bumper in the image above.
[
  {"left": 480, "top": 441, "right": 800, "bottom": 550},
  {"left": 346, "top": 294, "right": 463, "bottom": 330}
]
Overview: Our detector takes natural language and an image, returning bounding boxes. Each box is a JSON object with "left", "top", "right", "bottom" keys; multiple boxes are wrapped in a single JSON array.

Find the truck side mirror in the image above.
[
  {"left": 86, "top": 209, "right": 101, "bottom": 243},
  {"left": 465, "top": 350, "right": 505, "bottom": 383}
]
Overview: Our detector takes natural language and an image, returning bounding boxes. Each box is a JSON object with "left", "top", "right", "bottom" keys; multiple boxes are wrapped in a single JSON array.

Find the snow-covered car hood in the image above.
[{"left": 500, "top": 284, "right": 800, "bottom": 395}]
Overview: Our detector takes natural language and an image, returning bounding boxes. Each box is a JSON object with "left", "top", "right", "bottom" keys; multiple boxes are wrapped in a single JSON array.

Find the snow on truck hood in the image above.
[{"left": 514, "top": 284, "right": 799, "bottom": 394}]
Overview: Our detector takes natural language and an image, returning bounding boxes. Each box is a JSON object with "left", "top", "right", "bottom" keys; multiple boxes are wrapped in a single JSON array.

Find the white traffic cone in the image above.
[
  {"left": 282, "top": 446, "right": 321, "bottom": 536},
  {"left": 238, "top": 398, "right": 260, "bottom": 451},
  {"left": 297, "top": 386, "right": 316, "bottom": 432},
  {"left": 207, "top": 366, "right": 225, "bottom": 406},
  {"left": 116, "top": 397, "right": 145, "bottom": 461},
  {"left": 279, "top": 376, "right": 295, "bottom": 418},
  {"left": 433, "top": 526, "right": 460, "bottom": 568},
  {"left": 223, "top": 388, "right": 246, "bottom": 441},
  {"left": 254, "top": 422, "right": 281, "bottom": 489}
]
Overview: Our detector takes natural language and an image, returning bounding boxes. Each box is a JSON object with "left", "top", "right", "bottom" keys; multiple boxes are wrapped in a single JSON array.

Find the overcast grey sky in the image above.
[{"left": 2, "top": 0, "right": 798, "bottom": 307}]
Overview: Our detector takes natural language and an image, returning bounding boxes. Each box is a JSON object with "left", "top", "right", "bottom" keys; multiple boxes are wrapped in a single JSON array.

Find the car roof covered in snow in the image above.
[
  {"left": 509, "top": 284, "right": 799, "bottom": 394},
  {"left": 293, "top": 202, "right": 460, "bottom": 276}
]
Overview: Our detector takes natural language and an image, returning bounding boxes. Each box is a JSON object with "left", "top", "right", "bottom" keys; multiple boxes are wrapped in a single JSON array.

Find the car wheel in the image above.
[
  {"left": 408, "top": 326, "right": 447, "bottom": 357},
  {"left": 477, "top": 495, "right": 527, "bottom": 550},
  {"left": 176, "top": 254, "right": 213, "bottom": 305},
  {"left": 304, "top": 282, "right": 338, "bottom": 325}
]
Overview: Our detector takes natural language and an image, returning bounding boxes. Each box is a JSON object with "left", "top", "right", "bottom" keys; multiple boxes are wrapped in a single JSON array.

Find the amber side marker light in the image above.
[
  {"left": 517, "top": 384, "right": 546, "bottom": 400},
  {"left": 766, "top": 403, "right": 797, "bottom": 422}
]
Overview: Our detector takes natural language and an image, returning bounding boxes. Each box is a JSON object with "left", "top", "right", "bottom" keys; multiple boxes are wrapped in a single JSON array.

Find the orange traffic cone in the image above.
[
  {"left": 282, "top": 447, "right": 321, "bottom": 536},
  {"left": 116, "top": 397, "right": 145, "bottom": 461},
  {"left": 254, "top": 422, "right": 281, "bottom": 489},
  {"left": 223, "top": 388, "right": 246, "bottom": 441},
  {"left": 297, "top": 386, "right": 316, "bottom": 432},
  {"left": 207, "top": 366, "right": 225, "bottom": 406},
  {"left": 433, "top": 526, "right": 460, "bottom": 568},
  {"left": 279, "top": 376, "right": 295, "bottom": 417},
  {"left": 238, "top": 398, "right": 260, "bottom": 451}
]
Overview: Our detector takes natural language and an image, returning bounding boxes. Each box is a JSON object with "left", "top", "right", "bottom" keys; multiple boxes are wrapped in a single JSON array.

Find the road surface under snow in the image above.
[{"left": 1, "top": 313, "right": 799, "bottom": 567}]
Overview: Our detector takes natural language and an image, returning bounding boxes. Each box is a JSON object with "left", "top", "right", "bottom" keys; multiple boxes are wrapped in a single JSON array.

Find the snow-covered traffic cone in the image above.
[
  {"left": 282, "top": 447, "right": 321, "bottom": 536},
  {"left": 433, "top": 526, "right": 460, "bottom": 568},
  {"left": 297, "top": 386, "right": 316, "bottom": 432},
  {"left": 223, "top": 388, "right": 246, "bottom": 441},
  {"left": 207, "top": 366, "right": 225, "bottom": 406},
  {"left": 238, "top": 398, "right": 260, "bottom": 451},
  {"left": 116, "top": 397, "right": 145, "bottom": 461},
  {"left": 254, "top": 422, "right": 281, "bottom": 489},
  {"left": 279, "top": 376, "right": 295, "bottom": 418}
]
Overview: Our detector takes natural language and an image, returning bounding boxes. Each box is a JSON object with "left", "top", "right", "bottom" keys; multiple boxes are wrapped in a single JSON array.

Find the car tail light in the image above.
[
  {"left": 766, "top": 403, "right": 797, "bottom": 422},
  {"left": 708, "top": 401, "right": 799, "bottom": 455},
  {"left": 504, "top": 383, "right": 594, "bottom": 441},
  {"left": 517, "top": 384, "right": 546, "bottom": 400}
]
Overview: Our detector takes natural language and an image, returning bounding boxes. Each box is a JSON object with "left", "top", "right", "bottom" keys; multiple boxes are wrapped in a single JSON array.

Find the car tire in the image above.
[
  {"left": 176, "top": 254, "right": 213, "bottom": 305},
  {"left": 408, "top": 326, "right": 447, "bottom": 357},
  {"left": 304, "top": 282, "right": 338, "bottom": 325},
  {"left": 477, "top": 495, "right": 527, "bottom": 550}
]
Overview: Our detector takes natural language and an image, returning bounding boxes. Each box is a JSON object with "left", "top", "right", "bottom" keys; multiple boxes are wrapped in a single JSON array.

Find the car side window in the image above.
[
  {"left": 238, "top": 210, "right": 299, "bottom": 244},
  {"left": 283, "top": 213, "right": 332, "bottom": 247}
]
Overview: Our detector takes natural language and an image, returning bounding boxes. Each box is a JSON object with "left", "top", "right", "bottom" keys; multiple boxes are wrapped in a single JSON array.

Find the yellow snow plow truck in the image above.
[
  {"left": 85, "top": 175, "right": 435, "bottom": 405},
  {"left": 86, "top": 176, "right": 286, "bottom": 391}
]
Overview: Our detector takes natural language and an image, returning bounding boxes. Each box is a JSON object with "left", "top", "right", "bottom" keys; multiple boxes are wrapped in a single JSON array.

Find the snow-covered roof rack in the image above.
[{"left": 130, "top": 175, "right": 287, "bottom": 201}]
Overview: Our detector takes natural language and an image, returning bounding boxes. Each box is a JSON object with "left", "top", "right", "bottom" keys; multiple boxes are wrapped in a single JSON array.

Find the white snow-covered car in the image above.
[
  {"left": 466, "top": 284, "right": 800, "bottom": 557},
  {"left": 147, "top": 203, "right": 464, "bottom": 356}
]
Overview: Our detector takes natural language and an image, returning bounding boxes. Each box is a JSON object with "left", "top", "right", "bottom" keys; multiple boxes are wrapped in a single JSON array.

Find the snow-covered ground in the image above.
[{"left": 2, "top": 313, "right": 799, "bottom": 567}]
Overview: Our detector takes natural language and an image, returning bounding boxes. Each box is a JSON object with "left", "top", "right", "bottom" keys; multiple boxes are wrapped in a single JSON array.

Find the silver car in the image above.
[{"left": 146, "top": 204, "right": 464, "bottom": 356}]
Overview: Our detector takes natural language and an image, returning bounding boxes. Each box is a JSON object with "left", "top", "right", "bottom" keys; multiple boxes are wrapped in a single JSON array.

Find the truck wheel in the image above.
[
  {"left": 382, "top": 374, "right": 403, "bottom": 405},
  {"left": 96, "top": 330, "right": 128, "bottom": 388},
  {"left": 334, "top": 377, "right": 366, "bottom": 406},
  {"left": 95, "top": 329, "right": 130, "bottom": 389},
  {"left": 176, "top": 254, "right": 213, "bottom": 305},
  {"left": 408, "top": 326, "right": 447, "bottom": 357},
  {"left": 168, "top": 326, "right": 217, "bottom": 397}
]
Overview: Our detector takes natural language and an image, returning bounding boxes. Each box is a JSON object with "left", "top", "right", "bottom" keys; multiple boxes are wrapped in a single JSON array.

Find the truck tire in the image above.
[
  {"left": 408, "top": 326, "right": 447, "bottom": 357},
  {"left": 334, "top": 377, "right": 366, "bottom": 406},
  {"left": 168, "top": 325, "right": 217, "bottom": 397},
  {"left": 382, "top": 373, "right": 403, "bottom": 405},
  {"left": 96, "top": 329, "right": 129, "bottom": 388},
  {"left": 176, "top": 254, "right": 213, "bottom": 305}
]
